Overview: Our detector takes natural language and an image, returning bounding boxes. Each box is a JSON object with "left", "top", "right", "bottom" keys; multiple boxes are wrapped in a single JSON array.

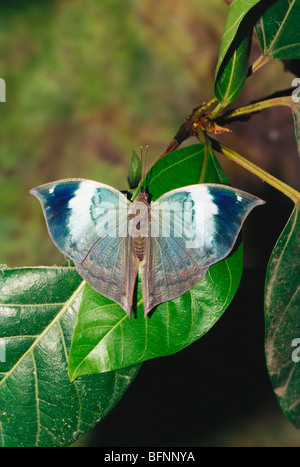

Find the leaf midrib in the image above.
[
  {"left": 71, "top": 298, "right": 144, "bottom": 378},
  {"left": 0, "top": 279, "right": 85, "bottom": 387},
  {"left": 149, "top": 148, "right": 202, "bottom": 189}
]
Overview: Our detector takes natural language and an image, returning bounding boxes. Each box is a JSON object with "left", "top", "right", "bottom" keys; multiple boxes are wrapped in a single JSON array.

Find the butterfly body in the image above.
[
  {"left": 134, "top": 235, "right": 146, "bottom": 261},
  {"left": 129, "top": 190, "right": 149, "bottom": 262},
  {"left": 30, "top": 178, "right": 264, "bottom": 317}
]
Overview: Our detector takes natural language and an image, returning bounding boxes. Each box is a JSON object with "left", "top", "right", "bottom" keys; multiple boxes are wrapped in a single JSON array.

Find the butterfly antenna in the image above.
[
  {"left": 145, "top": 144, "right": 149, "bottom": 176},
  {"left": 140, "top": 145, "right": 144, "bottom": 193},
  {"left": 140, "top": 144, "right": 149, "bottom": 193}
]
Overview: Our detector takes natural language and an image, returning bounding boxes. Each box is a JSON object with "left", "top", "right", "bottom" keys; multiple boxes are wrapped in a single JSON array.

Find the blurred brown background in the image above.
[{"left": 1, "top": 0, "right": 300, "bottom": 446}]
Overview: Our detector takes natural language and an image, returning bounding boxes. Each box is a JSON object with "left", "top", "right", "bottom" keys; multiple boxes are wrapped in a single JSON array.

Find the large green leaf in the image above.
[
  {"left": 0, "top": 265, "right": 140, "bottom": 447},
  {"left": 214, "top": 0, "right": 261, "bottom": 105},
  {"left": 214, "top": 31, "right": 252, "bottom": 107},
  {"left": 265, "top": 204, "right": 300, "bottom": 429},
  {"left": 255, "top": 0, "right": 300, "bottom": 59},
  {"left": 68, "top": 144, "right": 244, "bottom": 380}
]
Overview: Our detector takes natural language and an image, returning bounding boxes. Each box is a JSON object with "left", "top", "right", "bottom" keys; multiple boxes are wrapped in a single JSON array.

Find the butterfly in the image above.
[{"left": 30, "top": 178, "right": 264, "bottom": 317}]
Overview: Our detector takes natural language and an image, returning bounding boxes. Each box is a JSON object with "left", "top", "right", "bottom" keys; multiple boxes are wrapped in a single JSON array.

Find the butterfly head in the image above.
[{"left": 136, "top": 187, "right": 149, "bottom": 204}]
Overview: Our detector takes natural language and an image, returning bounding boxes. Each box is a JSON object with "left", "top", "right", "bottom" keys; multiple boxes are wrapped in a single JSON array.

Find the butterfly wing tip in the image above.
[
  {"left": 121, "top": 297, "right": 133, "bottom": 318},
  {"left": 258, "top": 198, "right": 266, "bottom": 205},
  {"left": 29, "top": 187, "right": 41, "bottom": 199},
  {"left": 124, "top": 308, "right": 131, "bottom": 318},
  {"left": 124, "top": 304, "right": 132, "bottom": 318}
]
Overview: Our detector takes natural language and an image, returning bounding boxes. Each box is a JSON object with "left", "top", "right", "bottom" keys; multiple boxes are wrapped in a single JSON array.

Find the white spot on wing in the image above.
[
  {"left": 237, "top": 195, "right": 242, "bottom": 202},
  {"left": 66, "top": 180, "right": 128, "bottom": 257},
  {"left": 67, "top": 181, "right": 99, "bottom": 253},
  {"left": 186, "top": 186, "right": 218, "bottom": 249},
  {"left": 68, "top": 181, "right": 97, "bottom": 217}
]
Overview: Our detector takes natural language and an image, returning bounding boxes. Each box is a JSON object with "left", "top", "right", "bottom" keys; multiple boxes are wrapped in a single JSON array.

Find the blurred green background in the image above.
[{"left": 1, "top": 0, "right": 300, "bottom": 447}]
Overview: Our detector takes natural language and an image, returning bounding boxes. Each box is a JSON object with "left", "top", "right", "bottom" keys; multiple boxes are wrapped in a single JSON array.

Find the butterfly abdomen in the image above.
[
  {"left": 129, "top": 195, "right": 149, "bottom": 262},
  {"left": 134, "top": 235, "right": 145, "bottom": 261}
]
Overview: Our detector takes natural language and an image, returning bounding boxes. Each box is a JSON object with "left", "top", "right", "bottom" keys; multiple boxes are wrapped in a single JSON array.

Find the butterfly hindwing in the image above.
[
  {"left": 75, "top": 235, "right": 139, "bottom": 317},
  {"left": 141, "top": 184, "right": 264, "bottom": 315},
  {"left": 141, "top": 233, "right": 209, "bottom": 316}
]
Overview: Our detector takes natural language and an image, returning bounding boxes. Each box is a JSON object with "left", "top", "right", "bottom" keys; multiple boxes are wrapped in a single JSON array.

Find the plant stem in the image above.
[
  {"left": 133, "top": 98, "right": 221, "bottom": 198},
  {"left": 208, "top": 102, "right": 225, "bottom": 120},
  {"left": 209, "top": 138, "right": 300, "bottom": 204},
  {"left": 192, "top": 97, "right": 219, "bottom": 118},
  {"left": 220, "top": 96, "right": 293, "bottom": 121},
  {"left": 249, "top": 54, "right": 270, "bottom": 76}
]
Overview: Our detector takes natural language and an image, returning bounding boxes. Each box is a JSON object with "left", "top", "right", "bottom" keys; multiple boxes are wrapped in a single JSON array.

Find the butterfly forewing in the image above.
[{"left": 30, "top": 179, "right": 130, "bottom": 261}]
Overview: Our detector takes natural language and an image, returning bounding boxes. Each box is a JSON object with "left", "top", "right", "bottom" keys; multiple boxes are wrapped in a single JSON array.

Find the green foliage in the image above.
[
  {"left": 127, "top": 150, "right": 141, "bottom": 189},
  {"left": 68, "top": 145, "right": 243, "bottom": 380},
  {"left": 214, "top": 0, "right": 261, "bottom": 105},
  {"left": 255, "top": 0, "right": 300, "bottom": 59},
  {"left": 214, "top": 31, "right": 252, "bottom": 106},
  {"left": 214, "top": 0, "right": 261, "bottom": 78},
  {"left": 0, "top": 265, "right": 140, "bottom": 447},
  {"left": 265, "top": 205, "right": 300, "bottom": 429},
  {"left": 142, "top": 144, "right": 230, "bottom": 199}
]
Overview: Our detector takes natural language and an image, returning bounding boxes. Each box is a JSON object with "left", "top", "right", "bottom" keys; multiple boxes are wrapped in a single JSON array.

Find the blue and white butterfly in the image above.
[{"left": 30, "top": 179, "right": 264, "bottom": 317}]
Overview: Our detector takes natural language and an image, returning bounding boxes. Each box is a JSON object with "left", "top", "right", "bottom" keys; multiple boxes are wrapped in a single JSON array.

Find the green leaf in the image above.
[
  {"left": 214, "top": 30, "right": 252, "bottom": 106},
  {"left": 265, "top": 204, "right": 300, "bottom": 429},
  {"left": 214, "top": 0, "right": 261, "bottom": 104},
  {"left": 0, "top": 265, "right": 140, "bottom": 447},
  {"left": 255, "top": 0, "right": 300, "bottom": 59},
  {"left": 68, "top": 144, "right": 243, "bottom": 380},
  {"left": 291, "top": 100, "right": 300, "bottom": 157},
  {"left": 127, "top": 150, "right": 141, "bottom": 189},
  {"left": 143, "top": 144, "right": 230, "bottom": 199}
]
